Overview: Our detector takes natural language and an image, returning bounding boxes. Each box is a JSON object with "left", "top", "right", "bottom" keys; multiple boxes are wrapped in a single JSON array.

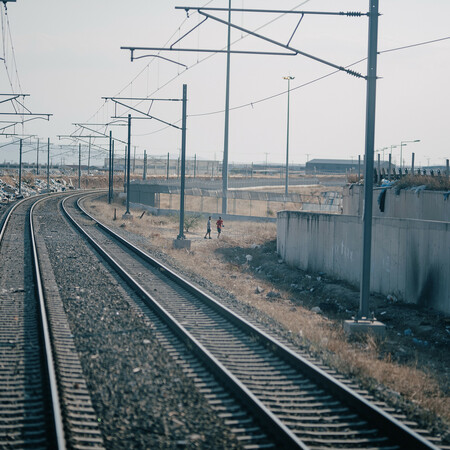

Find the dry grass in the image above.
[
  {"left": 347, "top": 174, "right": 363, "bottom": 183},
  {"left": 84, "top": 196, "right": 450, "bottom": 428},
  {"left": 395, "top": 174, "right": 450, "bottom": 191}
]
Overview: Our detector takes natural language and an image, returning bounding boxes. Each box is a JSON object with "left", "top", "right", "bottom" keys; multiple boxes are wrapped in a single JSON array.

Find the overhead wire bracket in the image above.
[{"left": 287, "top": 13, "right": 304, "bottom": 47}]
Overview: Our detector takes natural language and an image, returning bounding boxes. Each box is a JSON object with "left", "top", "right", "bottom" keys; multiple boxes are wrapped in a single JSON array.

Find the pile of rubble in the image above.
[{"left": 0, "top": 176, "right": 74, "bottom": 203}]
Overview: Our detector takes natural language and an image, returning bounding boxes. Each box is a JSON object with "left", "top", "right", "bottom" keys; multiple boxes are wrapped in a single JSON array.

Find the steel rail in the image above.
[
  {"left": 62, "top": 194, "right": 303, "bottom": 449},
  {"left": 0, "top": 198, "right": 27, "bottom": 244},
  {"left": 0, "top": 194, "right": 66, "bottom": 449},
  {"left": 68, "top": 192, "right": 438, "bottom": 450},
  {"left": 30, "top": 196, "right": 66, "bottom": 449}
]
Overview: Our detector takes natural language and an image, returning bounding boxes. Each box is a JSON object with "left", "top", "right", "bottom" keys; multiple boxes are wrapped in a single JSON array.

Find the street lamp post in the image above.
[
  {"left": 376, "top": 146, "right": 388, "bottom": 162},
  {"left": 400, "top": 139, "right": 420, "bottom": 171},
  {"left": 283, "top": 75, "right": 294, "bottom": 196}
]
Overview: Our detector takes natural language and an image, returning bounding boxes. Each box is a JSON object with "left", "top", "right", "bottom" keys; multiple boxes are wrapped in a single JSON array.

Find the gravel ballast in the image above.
[{"left": 35, "top": 196, "right": 241, "bottom": 449}]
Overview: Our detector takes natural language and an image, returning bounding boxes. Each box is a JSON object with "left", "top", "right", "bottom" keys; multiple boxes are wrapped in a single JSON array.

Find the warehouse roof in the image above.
[{"left": 306, "top": 159, "right": 358, "bottom": 165}]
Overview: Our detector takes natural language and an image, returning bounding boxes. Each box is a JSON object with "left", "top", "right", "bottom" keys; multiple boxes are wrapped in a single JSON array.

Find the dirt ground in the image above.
[{"left": 85, "top": 195, "right": 449, "bottom": 442}]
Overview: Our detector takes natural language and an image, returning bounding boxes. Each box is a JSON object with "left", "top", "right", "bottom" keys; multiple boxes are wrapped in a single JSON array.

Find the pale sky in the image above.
[{"left": 1, "top": 0, "right": 449, "bottom": 168}]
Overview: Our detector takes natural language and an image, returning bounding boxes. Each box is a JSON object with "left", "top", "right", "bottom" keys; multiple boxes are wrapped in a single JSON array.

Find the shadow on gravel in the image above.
[
  {"left": 214, "top": 239, "right": 450, "bottom": 367},
  {"left": 215, "top": 239, "right": 360, "bottom": 316}
]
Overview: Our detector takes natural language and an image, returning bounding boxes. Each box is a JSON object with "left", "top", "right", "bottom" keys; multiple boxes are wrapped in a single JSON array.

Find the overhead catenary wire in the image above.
[
  {"left": 77, "top": 0, "right": 311, "bottom": 135},
  {"left": 378, "top": 36, "right": 450, "bottom": 54},
  {"left": 4, "top": 5, "right": 22, "bottom": 95},
  {"left": 1, "top": 5, "right": 17, "bottom": 112},
  {"left": 185, "top": 36, "right": 450, "bottom": 118},
  {"left": 133, "top": 32, "right": 448, "bottom": 139}
]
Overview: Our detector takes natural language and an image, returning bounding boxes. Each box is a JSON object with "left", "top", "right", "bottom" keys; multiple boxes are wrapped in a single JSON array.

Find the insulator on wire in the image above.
[
  {"left": 346, "top": 11, "right": 363, "bottom": 17},
  {"left": 346, "top": 69, "right": 364, "bottom": 78}
]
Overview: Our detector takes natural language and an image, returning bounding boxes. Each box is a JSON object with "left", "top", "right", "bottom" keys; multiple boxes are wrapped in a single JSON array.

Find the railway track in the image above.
[
  {"left": 0, "top": 194, "right": 104, "bottom": 449},
  {"left": 63, "top": 192, "right": 442, "bottom": 450}
]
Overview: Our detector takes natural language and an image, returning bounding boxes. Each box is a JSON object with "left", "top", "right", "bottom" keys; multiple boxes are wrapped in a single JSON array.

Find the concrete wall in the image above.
[
  {"left": 343, "top": 185, "right": 450, "bottom": 222},
  {"left": 277, "top": 210, "right": 450, "bottom": 314}
]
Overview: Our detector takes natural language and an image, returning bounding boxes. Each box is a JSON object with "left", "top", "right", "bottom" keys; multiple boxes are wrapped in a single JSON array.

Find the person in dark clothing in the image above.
[
  {"left": 204, "top": 216, "right": 212, "bottom": 239},
  {"left": 216, "top": 216, "right": 224, "bottom": 238}
]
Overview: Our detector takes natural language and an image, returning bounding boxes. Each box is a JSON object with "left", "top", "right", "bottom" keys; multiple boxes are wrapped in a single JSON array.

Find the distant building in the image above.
[
  {"left": 103, "top": 156, "right": 220, "bottom": 177},
  {"left": 305, "top": 158, "right": 392, "bottom": 174}
]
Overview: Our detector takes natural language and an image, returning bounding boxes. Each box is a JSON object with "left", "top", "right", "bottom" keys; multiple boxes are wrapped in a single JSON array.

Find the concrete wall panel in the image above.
[
  {"left": 343, "top": 186, "right": 450, "bottom": 221},
  {"left": 278, "top": 211, "right": 450, "bottom": 314}
]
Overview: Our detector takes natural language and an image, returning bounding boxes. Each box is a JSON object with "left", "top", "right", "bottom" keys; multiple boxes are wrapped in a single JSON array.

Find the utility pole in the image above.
[
  {"left": 357, "top": 0, "right": 379, "bottom": 322},
  {"left": 111, "top": 139, "right": 115, "bottom": 199},
  {"left": 194, "top": 154, "right": 197, "bottom": 179},
  {"left": 143, "top": 150, "right": 147, "bottom": 180},
  {"left": 88, "top": 136, "right": 91, "bottom": 175},
  {"left": 283, "top": 75, "right": 294, "bottom": 196},
  {"left": 108, "top": 131, "right": 112, "bottom": 204},
  {"left": 133, "top": 146, "right": 136, "bottom": 173},
  {"left": 36, "top": 138, "right": 39, "bottom": 175},
  {"left": 78, "top": 143, "right": 81, "bottom": 189},
  {"left": 125, "top": 114, "right": 132, "bottom": 215},
  {"left": 18, "top": 139, "right": 22, "bottom": 195},
  {"left": 166, "top": 152, "right": 170, "bottom": 180},
  {"left": 47, "top": 138, "right": 50, "bottom": 190},
  {"left": 358, "top": 155, "right": 361, "bottom": 181},
  {"left": 222, "top": 0, "right": 232, "bottom": 214},
  {"left": 177, "top": 84, "right": 187, "bottom": 240},
  {"left": 124, "top": 146, "right": 127, "bottom": 192}
]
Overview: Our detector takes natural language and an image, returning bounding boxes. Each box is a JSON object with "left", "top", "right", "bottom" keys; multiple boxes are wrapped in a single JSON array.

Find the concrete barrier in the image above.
[
  {"left": 277, "top": 210, "right": 450, "bottom": 314},
  {"left": 343, "top": 185, "right": 450, "bottom": 222}
]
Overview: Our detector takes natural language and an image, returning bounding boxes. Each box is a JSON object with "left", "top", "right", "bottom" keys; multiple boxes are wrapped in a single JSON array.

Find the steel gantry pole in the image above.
[
  {"left": 358, "top": 0, "right": 379, "bottom": 320},
  {"left": 125, "top": 114, "right": 132, "bottom": 215},
  {"left": 166, "top": 152, "right": 170, "bottom": 180},
  {"left": 78, "top": 143, "right": 81, "bottom": 189},
  {"left": 111, "top": 139, "right": 115, "bottom": 199},
  {"left": 143, "top": 150, "right": 147, "bottom": 180},
  {"left": 178, "top": 84, "right": 188, "bottom": 240},
  {"left": 283, "top": 76, "right": 294, "bottom": 196},
  {"left": 47, "top": 138, "right": 50, "bottom": 190},
  {"left": 124, "top": 146, "right": 127, "bottom": 192},
  {"left": 18, "top": 139, "right": 23, "bottom": 195},
  {"left": 222, "top": 0, "right": 232, "bottom": 215},
  {"left": 108, "top": 131, "right": 112, "bottom": 204},
  {"left": 36, "top": 138, "right": 39, "bottom": 175},
  {"left": 88, "top": 137, "right": 91, "bottom": 175}
]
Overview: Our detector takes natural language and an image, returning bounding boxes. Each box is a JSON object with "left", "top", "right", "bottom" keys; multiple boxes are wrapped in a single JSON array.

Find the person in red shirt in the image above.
[{"left": 216, "top": 216, "right": 224, "bottom": 238}]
